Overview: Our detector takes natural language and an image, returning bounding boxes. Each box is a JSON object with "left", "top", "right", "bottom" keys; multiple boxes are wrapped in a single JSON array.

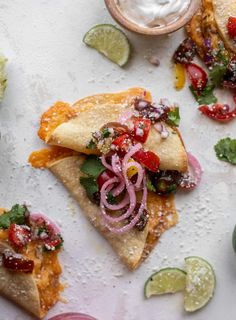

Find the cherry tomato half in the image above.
[
  {"left": 227, "top": 16, "right": 236, "bottom": 39},
  {"left": 186, "top": 63, "right": 208, "bottom": 93},
  {"left": 8, "top": 224, "right": 31, "bottom": 248},
  {"left": 132, "top": 118, "right": 151, "bottom": 143},
  {"left": 97, "top": 169, "right": 115, "bottom": 190},
  {"left": 133, "top": 150, "right": 160, "bottom": 172},
  {"left": 199, "top": 104, "right": 236, "bottom": 122},
  {"left": 112, "top": 133, "right": 133, "bottom": 152}
]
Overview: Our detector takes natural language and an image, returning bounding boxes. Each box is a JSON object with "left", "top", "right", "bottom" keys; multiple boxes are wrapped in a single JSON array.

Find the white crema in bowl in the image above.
[{"left": 116, "top": 0, "right": 191, "bottom": 27}]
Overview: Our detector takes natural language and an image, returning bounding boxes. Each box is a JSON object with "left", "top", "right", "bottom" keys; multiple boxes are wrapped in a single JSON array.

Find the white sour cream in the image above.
[{"left": 117, "top": 0, "right": 191, "bottom": 27}]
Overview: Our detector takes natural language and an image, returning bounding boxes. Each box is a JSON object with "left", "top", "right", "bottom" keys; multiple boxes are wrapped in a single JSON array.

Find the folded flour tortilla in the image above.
[
  {"left": 38, "top": 88, "right": 188, "bottom": 173},
  {"left": 48, "top": 155, "right": 178, "bottom": 270}
]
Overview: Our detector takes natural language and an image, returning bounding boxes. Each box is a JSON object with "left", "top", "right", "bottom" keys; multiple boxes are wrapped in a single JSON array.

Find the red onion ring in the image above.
[
  {"left": 105, "top": 176, "right": 147, "bottom": 234},
  {"left": 30, "top": 213, "right": 60, "bottom": 235},
  {"left": 101, "top": 154, "right": 113, "bottom": 171},
  {"left": 180, "top": 152, "right": 202, "bottom": 190},
  {"left": 48, "top": 313, "right": 97, "bottom": 320}
]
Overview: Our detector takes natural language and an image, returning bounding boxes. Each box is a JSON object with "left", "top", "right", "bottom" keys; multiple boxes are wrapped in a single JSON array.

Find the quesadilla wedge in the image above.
[
  {"left": 0, "top": 205, "right": 63, "bottom": 318},
  {"left": 37, "top": 88, "right": 188, "bottom": 172},
  {"left": 29, "top": 89, "right": 201, "bottom": 270}
]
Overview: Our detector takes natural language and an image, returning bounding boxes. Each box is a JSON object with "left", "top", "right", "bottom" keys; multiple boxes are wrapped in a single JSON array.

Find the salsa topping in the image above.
[
  {"left": 0, "top": 205, "right": 64, "bottom": 273},
  {"left": 173, "top": 38, "right": 196, "bottom": 64},
  {"left": 79, "top": 98, "right": 201, "bottom": 234}
]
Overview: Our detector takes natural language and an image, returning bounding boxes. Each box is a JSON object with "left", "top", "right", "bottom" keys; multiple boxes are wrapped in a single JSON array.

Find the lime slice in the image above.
[
  {"left": 83, "top": 24, "right": 131, "bottom": 67},
  {"left": 144, "top": 268, "right": 187, "bottom": 298},
  {"left": 184, "top": 257, "right": 216, "bottom": 312}
]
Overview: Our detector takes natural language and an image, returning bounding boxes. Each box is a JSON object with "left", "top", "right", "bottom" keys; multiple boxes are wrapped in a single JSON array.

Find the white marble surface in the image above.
[{"left": 0, "top": 1, "right": 236, "bottom": 320}]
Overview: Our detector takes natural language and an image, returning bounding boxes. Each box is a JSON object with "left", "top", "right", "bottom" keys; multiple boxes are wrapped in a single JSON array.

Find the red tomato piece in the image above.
[
  {"left": 132, "top": 118, "right": 151, "bottom": 143},
  {"left": 2, "top": 252, "right": 34, "bottom": 273},
  {"left": 44, "top": 235, "right": 63, "bottom": 251},
  {"left": 8, "top": 224, "right": 31, "bottom": 248},
  {"left": 97, "top": 170, "right": 115, "bottom": 190},
  {"left": 133, "top": 150, "right": 160, "bottom": 172},
  {"left": 186, "top": 63, "right": 208, "bottom": 93},
  {"left": 199, "top": 104, "right": 236, "bottom": 122},
  {"left": 227, "top": 16, "right": 236, "bottom": 39},
  {"left": 112, "top": 133, "right": 133, "bottom": 152}
]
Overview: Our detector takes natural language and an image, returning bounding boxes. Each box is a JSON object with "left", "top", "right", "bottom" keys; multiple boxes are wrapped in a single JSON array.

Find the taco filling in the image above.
[
  {"left": 0, "top": 204, "right": 63, "bottom": 318},
  {"left": 29, "top": 88, "right": 202, "bottom": 269}
]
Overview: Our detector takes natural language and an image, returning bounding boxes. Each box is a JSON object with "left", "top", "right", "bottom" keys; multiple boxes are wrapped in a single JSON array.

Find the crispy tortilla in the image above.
[
  {"left": 38, "top": 88, "right": 187, "bottom": 172},
  {"left": 49, "top": 155, "right": 178, "bottom": 270},
  {"left": 212, "top": 0, "right": 236, "bottom": 54},
  {"left": 0, "top": 209, "right": 62, "bottom": 319},
  {"left": 0, "top": 242, "right": 41, "bottom": 318}
]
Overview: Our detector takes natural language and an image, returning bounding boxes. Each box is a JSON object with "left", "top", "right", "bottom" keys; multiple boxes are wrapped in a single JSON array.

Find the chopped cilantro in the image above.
[
  {"left": 214, "top": 138, "right": 236, "bottom": 165},
  {"left": 107, "top": 192, "right": 117, "bottom": 204},
  {"left": 86, "top": 139, "right": 97, "bottom": 150},
  {"left": 146, "top": 176, "right": 156, "bottom": 192},
  {"left": 0, "top": 204, "right": 27, "bottom": 229},
  {"left": 167, "top": 107, "right": 180, "bottom": 127},
  {"left": 80, "top": 155, "right": 105, "bottom": 178},
  {"left": 189, "top": 84, "right": 217, "bottom": 105},
  {"left": 80, "top": 177, "right": 99, "bottom": 201},
  {"left": 102, "top": 128, "right": 111, "bottom": 138},
  {"left": 209, "top": 64, "right": 227, "bottom": 87}
]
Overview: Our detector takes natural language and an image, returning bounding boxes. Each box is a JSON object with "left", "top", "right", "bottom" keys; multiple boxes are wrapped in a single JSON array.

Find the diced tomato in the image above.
[
  {"left": 44, "top": 235, "right": 63, "bottom": 251},
  {"left": 112, "top": 133, "right": 133, "bottom": 152},
  {"left": 227, "top": 16, "right": 236, "bottom": 39},
  {"left": 97, "top": 169, "right": 115, "bottom": 190},
  {"left": 133, "top": 150, "right": 160, "bottom": 172},
  {"left": 132, "top": 118, "right": 151, "bottom": 143},
  {"left": 2, "top": 252, "right": 34, "bottom": 273},
  {"left": 186, "top": 63, "right": 208, "bottom": 93},
  {"left": 8, "top": 224, "right": 31, "bottom": 248},
  {"left": 199, "top": 104, "right": 236, "bottom": 122}
]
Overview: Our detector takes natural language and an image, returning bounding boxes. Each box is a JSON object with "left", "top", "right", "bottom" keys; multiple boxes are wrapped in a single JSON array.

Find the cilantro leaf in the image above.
[
  {"left": 0, "top": 204, "right": 27, "bottom": 229},
  {"left": 214, "top": 138, "right": 236, "bottom": 165},
  {"left": 102, "top": 128, "right": 111, "bottom": 138},
  {"left": 80, "top": 177, "right": 99, "bottom": 201},
  {"left": 80, "top": 156, "right": 105, "bottom": 178},
  {"left": 146, "top": 176, "right": 156, "bottom": 192},
  {"left": 209, "top": 64, "right": 227, "bottom": 87},
  {"left": 167, "top": 107, "right": 180, "bottom": 127},
  {"left": 86, "top": 139, "right": 97, "bottom": 150},
  {"left": 189, "top": 84, "right": 217, "bottom": 105},
  {"left": 107, "top": 192, "right": 117, "bottom": 204}
]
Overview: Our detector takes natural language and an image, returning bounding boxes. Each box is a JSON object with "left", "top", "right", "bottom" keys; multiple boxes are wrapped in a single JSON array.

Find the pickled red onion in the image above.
[
  {"left": 105, "top": 176, "right": 147, "bottom": 234},
  {"left": 180, "top": 152, "right": 202, "bottom": 190},
  {"left": 99, "top": 143, "right": 147, "bottom": 234}
]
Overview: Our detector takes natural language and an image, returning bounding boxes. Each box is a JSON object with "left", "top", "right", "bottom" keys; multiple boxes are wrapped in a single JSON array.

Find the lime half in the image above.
[
  {"left": 83, "top": 24, "right": 131, "bottom": 67},
  {"left": 144, "top": 268, "right": 186, "bottom": 298},
  {"left": 184, "top": 257, "right": 216, "bottom": 312}
]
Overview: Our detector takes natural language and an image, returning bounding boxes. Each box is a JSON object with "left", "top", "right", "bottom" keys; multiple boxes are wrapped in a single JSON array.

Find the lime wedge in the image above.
[
  {"left": 83, "top": 24, "right": 131, "bottom": 67},
  {"left": 184, "top": 257, "right": 216, "bottom": 312},
  {"left": 144, "top": 268, "right": 187, "bottom": 298},
  {"left": 232, "top": 225, "right": 236, "bottom": 253}
]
